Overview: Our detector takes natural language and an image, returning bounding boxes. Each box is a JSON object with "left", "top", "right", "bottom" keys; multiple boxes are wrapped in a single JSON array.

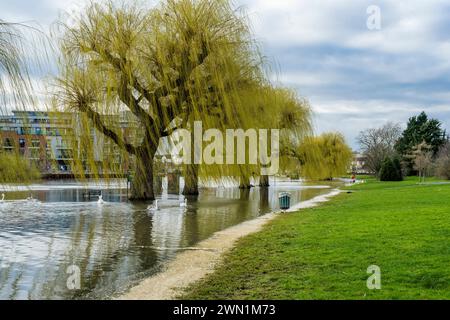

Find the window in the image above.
[
  {"left": 3, "top": 138, "right": 13, "bottom": 148},
  {"left": 31, "top": 140, "right": 40, "bottom": 148},
  {"left": 46, "top": 139, "right": 53, "bottom": 160},
  {"left": 30, "top": 149, "right": 40, "bottom": 159},
  {"left": 60, "top": 150, "right": 73, "bottom": 159}
]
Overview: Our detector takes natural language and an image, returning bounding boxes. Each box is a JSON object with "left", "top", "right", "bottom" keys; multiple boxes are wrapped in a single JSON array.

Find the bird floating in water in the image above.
[
  {"left": 147, "top": 200, "right": 158, "bottom": 212},
  {"left": 180, "top": 198, "right": 187, "bottom": 208},
  {"left": 0, "top": 193, "right": 4, "bottom": 202},
  {"left": 97, "top": 194, "right": 105, "bottom": 205},
  {"left": 26, "top": 194, "right": 38, "bottom": 202}
]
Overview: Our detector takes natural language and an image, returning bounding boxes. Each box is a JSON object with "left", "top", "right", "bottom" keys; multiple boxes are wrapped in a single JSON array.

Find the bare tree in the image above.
[
  {"left": 357, "top": 122, "right": 402, "bottom": 175},
  {"left": 435, "top": 141, "right": 450, "bottom": 179},
  {"left": 410, "top": 141, "right": 433, "bottom": 183}
]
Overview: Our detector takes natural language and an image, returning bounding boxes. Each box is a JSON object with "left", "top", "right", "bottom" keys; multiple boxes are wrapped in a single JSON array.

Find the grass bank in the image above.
[{"left": 181, "top": 177, "right": 450, "bottom": 299}]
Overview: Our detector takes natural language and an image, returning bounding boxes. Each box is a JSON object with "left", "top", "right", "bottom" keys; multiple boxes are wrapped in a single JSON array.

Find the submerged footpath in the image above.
[{"left": 118, "top": 189, "right": 342, "bottom": 300}]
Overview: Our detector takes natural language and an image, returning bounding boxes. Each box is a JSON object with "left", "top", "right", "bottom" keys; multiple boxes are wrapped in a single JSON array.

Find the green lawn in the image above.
[{"left": 181, "top": 177, "right": 450, "bottom": 300}]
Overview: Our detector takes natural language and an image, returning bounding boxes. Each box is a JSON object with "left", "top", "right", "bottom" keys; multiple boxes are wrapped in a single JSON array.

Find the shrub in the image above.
[
  {"left": 392, "top": 157, "right": 404, "bottom": 179},
  {"left": 0, "top": 153, "right": 41, "bottom": 183},
  {"left": 380, "top": 157, "right": 403, "bottom": 181}
]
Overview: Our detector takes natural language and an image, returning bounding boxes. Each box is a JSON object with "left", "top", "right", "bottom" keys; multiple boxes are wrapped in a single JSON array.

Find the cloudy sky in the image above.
[{"left": 2, "top": 0, "right": 450, "bottom": 149}]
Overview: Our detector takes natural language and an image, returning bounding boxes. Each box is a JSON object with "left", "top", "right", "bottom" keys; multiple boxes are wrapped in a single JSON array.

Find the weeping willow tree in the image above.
[
  {"left": 53, "top": 0, "right": 284, "bottom": 200},
  {"left": 183, "top": 84, "right": 313, "bottom": 190},
  {"left": 297, "top": 132, "right": 353, "bottom": 180},
  {"left": 262, "top": 87, "right": 312, "bottom": 186},
  {"left": 0, "top": 21, "right": 34, "bottom": 109},
  {"left": 0, "top": 21, "right": 48, "bottom": 184},
  {"left": 231, "top": 85, "right": 312, "bottom": 188},
  {"left": 0, "top": 153, "right": 40, "bottom": 183}
]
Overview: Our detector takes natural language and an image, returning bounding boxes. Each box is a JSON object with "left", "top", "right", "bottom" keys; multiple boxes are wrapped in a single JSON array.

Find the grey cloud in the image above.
[{"left": 2, "top": 0, "right": 450, "bottom": 150}]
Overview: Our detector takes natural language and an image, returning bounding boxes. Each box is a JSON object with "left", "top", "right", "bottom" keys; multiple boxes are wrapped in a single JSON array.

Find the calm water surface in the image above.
[{"left": 0, "top": 179, "right": 337, "bottom": 299}]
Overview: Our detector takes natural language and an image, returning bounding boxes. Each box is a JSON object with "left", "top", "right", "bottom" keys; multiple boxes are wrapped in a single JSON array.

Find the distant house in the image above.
[{"left": 351, "top": 152, "right": 368, "bottom": 174}]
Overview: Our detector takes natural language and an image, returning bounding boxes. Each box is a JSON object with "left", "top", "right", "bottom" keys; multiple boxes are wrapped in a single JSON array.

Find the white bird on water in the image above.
[
  {"left": 147, "top": 200, "right": 158, "bottom": 212},
  {"left": 0, "top": 193, "right": 5, "bottom": 202},
  {"left": 27, "top": 194, "right": 38, "bottom": 202},
  {"left": 180, "top": 198, "right": 187, "bottom": 208},
  {"left": 97, "top": 194, "right": 105, "bottom": 205}
]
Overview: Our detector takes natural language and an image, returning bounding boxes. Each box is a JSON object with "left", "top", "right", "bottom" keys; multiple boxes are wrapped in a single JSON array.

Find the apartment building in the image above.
[{"left": 0, "top": 110, "right": 136, "bottom": 175}]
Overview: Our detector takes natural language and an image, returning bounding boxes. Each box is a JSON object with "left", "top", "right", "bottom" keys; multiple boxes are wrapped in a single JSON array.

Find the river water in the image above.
[{"left": 0, "top": 179, "right": 336, "bottom": 300}]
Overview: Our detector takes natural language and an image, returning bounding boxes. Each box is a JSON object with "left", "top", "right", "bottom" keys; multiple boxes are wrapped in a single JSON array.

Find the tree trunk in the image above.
[
  {"left": 183, "top": 163, "right": 199, "bottom": 195},
  {"left": 154, "top": 175, "right": 163, "bottom": 194},
  {"left": 259, "top": 175, "right": 270, "bottom": 187},
  {"left": 259, "top": 187, "right": 270, "bottom": 213},
  {"left": 130, "top": 149, "right": 155, "bottom": 200},
  {"left": 167, "top": 172, "right": 180, "bottom": 194},
  {"left": 183, "top": 124, "right": 200, "bottom": 195},
  {"left": 239, "top": 175, "right": 252, "bottom": 189}
]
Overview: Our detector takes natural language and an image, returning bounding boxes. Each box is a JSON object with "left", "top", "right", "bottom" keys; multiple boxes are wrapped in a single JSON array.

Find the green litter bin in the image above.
[{"left": 279, "top": 192, "right": 291, "bottom": 210}]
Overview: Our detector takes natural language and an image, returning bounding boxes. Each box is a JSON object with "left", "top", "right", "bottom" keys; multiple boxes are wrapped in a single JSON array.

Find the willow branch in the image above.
[{"left": 78, "top": 102, "right": 138, "bottom": 155}]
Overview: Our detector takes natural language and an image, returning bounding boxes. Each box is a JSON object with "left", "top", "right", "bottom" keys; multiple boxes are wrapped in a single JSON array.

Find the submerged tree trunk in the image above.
[
  {"left": 167, "top": 172, "right": 180, "bottom": 194},
  {"left": 259, "top": 175, "right": 270, "bottom": 187},
  {"left": 183, "top": 163, "right": 199, "bottom": 195},
  {"left": 239, "top": 175, "right": 253, "bottom": 189},
  {"left": 259, "top": 186, "right": 270, "bottom": 212},
  {"left": 130, "top": 148, "right": 156, "bottom": 200},
  {"left": 153, "top": 175, "right": 163, "bottom": 195},
  {"left": 183, "top": 128, "right": 199, "bottom": 195}
]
